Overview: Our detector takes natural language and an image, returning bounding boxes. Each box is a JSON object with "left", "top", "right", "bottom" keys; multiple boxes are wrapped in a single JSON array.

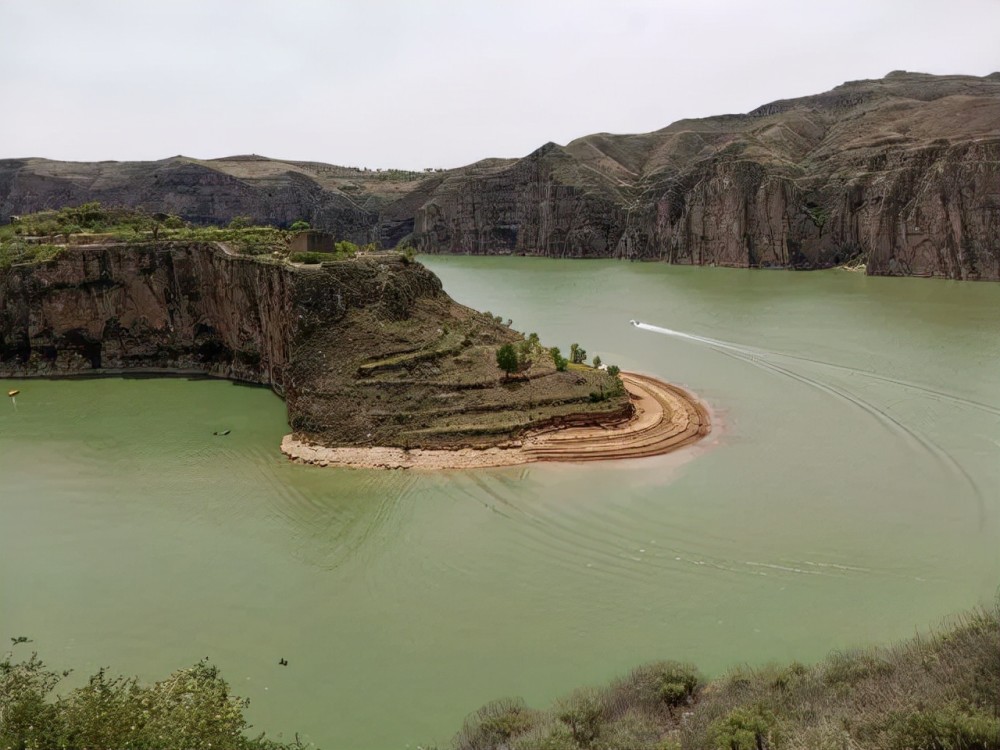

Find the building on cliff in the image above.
[{"left": 289, "top": 231, "right": 336, "bottom": 254}]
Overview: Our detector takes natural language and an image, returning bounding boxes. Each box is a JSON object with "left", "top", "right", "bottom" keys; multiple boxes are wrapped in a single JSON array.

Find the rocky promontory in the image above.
[
  {"left": 2, "top": 72, "right": 998, "bottom": 279},
  {"left": 0, "top": 240, "right": 643, "bottom": 452}
]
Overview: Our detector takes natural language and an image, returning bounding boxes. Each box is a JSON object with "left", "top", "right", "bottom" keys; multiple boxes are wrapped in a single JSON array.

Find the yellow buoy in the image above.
[{"left": 7, "top": 390, "right": 19, "bottom": 397}]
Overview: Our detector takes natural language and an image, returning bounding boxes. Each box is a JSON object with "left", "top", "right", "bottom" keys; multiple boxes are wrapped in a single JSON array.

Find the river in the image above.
[{"left": 1, "top": 257, "right": 998, "bottom": 748}]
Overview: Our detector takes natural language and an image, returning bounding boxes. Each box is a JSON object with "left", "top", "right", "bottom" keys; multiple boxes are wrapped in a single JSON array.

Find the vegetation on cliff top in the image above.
[
  {"left": 0, "top": 203, "right": 377, "bottom": 269},
  {"left": 440, "top": 602, "right": 1000, "bottom": 750}
]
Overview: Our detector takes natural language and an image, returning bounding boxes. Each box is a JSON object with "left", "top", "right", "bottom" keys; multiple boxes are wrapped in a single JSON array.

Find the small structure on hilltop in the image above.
[{"left": 290, "top": 230, "right": 336, "bottom": 254}]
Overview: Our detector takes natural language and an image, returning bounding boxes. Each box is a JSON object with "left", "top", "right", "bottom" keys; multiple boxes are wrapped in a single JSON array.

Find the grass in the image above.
[
  {"left": 0, "top": 242, "right": 63, "bottom": 269},
  {"left": 0, "top": 202, "right": 377, "bottom": 265},
  {"left": 439, "top": 602, "right": 1000, "bottom": 750}
]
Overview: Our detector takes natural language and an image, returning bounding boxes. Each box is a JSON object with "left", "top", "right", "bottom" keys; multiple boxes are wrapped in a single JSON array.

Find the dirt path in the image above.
[{"left": 280, "top": 372, "right": 711, "bottom": 470}]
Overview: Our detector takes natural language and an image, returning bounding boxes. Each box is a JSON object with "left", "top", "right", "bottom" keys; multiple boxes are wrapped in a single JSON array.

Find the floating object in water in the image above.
[
  {"left": 7, "top": 390, "right": 19, "bottom": 397},
  {"left": 278, "top": 658, "right": 288, "bottom": 666},
  {"left": 213, "top": 429, "right": 231, "bottom": 436},
  {"left": 629, "top": 320, "right": 640, "bottom": 326}
]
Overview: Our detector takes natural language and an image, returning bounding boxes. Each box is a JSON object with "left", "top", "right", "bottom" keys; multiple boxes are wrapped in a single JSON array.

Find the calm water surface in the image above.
[{"left": 2, "top": 258, "right": 999, "bottom": 748}]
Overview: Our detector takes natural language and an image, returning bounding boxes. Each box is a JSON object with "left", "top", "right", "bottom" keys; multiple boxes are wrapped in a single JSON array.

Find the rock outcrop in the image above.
[
  {"left": 0, "top": 245, "right": 629, "bottom": 448},
  {"left": 2, "top": 72, "right": 998, "bottom": 279}
]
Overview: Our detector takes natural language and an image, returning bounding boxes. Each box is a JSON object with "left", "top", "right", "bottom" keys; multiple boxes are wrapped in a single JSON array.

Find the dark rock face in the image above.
[
  {"left": 2, "top": 72, "right": 999, "bottom": 279},
  {"left": 0, "top": 246, "right": 448, "bottom": 444},
  {"left": 405, "top": 73, "right": 1000, "bottom": 280}
]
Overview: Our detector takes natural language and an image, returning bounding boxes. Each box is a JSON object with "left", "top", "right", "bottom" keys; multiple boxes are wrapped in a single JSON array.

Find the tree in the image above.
[
  {"left": 496, "top": 344, "right": 519, "bottom": 379},
  {"left": 289, "top": 220, "right": 310, "bottom": 231},
  {"left": 592, "top": 355, "right": 602, "bottom": 369},
  {"left": 550, "top": 347, "right": 568, "bottom": 372},
  {"left": 569, "top": 343, "right": 587, "bottom": 365},
  {"left": 517, "top": 338, "right": 533, "bottom": 366},
  {"left": 607, "top": 365, "right": 620, "bottom": 377}
]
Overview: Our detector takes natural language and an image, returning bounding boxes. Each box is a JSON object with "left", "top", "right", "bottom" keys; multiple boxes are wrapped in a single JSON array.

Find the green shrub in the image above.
[
  {"left": 606, "top": 365, "right": 620, "bottom": 377},
  {"left": 456, "top": 697, "right": 541, "bottom": 750},
  {"left": 823, "top": 649, "right": 895, "bottom": 687},
  {"left": 497, "top": 343, "right": 519, "bottom": 379},
  {"left": 550, "top": 347, "right": 569, "bottom": 372},
  {"left": 556, "top": 688, "right": 606, "bottom": 747},
  {"left": 0, "top": 649, "right": 298, "bottom": 749},
  {"left": 592, "top": 710, "right": 663, "bottom": 750},
  {"left": 887, "top": 705, "right": 1000, "bottom": 750},
  {"left": 608, "top": 661, "right": 702, "bottom": 717},
  {"left": 0, "top": 242, "right": 63, "bottom": 269},
  {"left": 289, "top": 220, "right": 311, "bottom": 231},
  {"left": 511, "top": 723, "right": 577, "bottom": 750},
  {"left": 710, "top": 705, "right": 782, "bottom": 750}
]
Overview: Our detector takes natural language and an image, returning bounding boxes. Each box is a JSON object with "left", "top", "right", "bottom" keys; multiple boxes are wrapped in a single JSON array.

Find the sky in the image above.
[{"left": 2, "top": 0, "right": 998, "bottom": 170}]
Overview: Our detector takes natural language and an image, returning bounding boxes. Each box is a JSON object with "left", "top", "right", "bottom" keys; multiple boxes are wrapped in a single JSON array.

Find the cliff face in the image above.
[
  {"left": 0, "top": 244, "right": 295, "bottom": 386},
  {"left": 0, "top": 246, "right": 628, "bottom": 447},
  {"left": 3, "top": 72, "right": 998, "bottom": 279},
  {"left": 406, "top": 72, "right": 1000, "bottom": 279}
]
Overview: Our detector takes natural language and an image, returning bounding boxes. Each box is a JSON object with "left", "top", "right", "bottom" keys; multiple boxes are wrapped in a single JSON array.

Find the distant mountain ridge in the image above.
[{"left": 3, "top": 71, "right": 999, "bottom": 279}]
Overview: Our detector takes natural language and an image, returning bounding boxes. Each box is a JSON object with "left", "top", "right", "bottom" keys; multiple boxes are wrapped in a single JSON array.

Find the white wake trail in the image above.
[{"left": 633, "top": 319, "right": 987, "bottom": 523}]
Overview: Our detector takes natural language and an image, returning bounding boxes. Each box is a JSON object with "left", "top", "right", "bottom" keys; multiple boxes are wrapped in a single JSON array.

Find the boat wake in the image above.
[{"left": 632, "top": 321, "right": 991, "bottom": 525}]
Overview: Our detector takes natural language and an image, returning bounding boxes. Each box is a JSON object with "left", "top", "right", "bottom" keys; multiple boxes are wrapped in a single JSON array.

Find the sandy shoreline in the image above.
[{"left": 281, "top": 372, "right": 711, "bottom": 470}]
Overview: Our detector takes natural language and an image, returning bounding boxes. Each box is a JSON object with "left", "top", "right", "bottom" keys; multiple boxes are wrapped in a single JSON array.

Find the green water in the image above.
[{"left": 2, "top": 258, "right": 999, "bottom": 749}]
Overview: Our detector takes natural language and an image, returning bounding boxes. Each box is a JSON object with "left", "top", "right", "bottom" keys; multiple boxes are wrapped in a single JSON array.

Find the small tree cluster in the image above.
[
  {"left": 496, "top": 343, "right": 519, "bottom": 380},
  {"left": 569, "top": 343, "right": 587, "bottom": 365},
  {"left": 517, "top": 332, "right": 542, "bottom": 368},
  {"left": 550, "top": 347, "right": 569, "bottom": 372}
]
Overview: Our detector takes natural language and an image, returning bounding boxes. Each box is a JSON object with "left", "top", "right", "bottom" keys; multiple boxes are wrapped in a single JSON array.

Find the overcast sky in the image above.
[{"left": 2, "top": 0, "right": 998, "bottom": 170}]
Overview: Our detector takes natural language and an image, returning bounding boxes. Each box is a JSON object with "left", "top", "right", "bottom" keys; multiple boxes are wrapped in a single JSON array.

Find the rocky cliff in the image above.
[
  {"left": 407, "top": 71, "right": 1000, "bottom": 279},
  {"left": 0, "top": 245, "right": 628, "bottom": 447},
  {"left": 3, "top": 72, "right": 998, "bottom": 279}
]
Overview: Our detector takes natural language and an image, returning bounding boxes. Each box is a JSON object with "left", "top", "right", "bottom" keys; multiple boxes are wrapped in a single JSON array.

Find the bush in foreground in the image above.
[{"left": 0, "top": 646, "right": 302, "bottom": 749}]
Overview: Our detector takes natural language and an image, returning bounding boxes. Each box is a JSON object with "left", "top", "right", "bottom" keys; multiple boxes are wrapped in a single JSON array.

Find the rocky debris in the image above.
[{"left": 2, "top": 72, "right": 998, "bottom": 279}]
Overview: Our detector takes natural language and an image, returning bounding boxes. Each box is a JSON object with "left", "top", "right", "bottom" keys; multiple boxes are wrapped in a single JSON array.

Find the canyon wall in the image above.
[{"left": 3, "top": 72, "right": 998, "bottom": 279}]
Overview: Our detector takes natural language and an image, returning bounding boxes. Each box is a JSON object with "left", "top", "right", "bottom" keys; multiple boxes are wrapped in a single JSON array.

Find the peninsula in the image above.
[{"left": 0, "top": 206, "right": 709, "bottom": 467}]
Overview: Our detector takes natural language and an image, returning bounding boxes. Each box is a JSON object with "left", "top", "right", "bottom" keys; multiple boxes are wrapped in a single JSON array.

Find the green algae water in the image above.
[{"left": 2, "top": 258, "right": 999, "bottom": 749}]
